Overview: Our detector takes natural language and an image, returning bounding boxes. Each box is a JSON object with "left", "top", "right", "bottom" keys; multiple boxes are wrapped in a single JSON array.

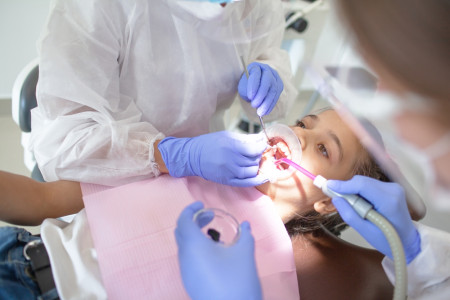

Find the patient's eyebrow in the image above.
[
  {"left": 304, "top": 114, "right": 318, "bottom": 123},
  {"left": 328, "top": 131, "right": 343, "bottom": 162}
]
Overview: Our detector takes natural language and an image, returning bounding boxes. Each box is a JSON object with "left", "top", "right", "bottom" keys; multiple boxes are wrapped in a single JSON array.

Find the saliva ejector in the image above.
[{"left": 275, "top": 157, "right": 408, "bottom": 300}]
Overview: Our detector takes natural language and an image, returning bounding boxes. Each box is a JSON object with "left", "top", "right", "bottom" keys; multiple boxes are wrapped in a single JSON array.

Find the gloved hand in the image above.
[
  {"left": 328, "top": 175, "right": 421, "bottom": 264},
  {"left": 238, "top": 62, "right": 284, "bottom": 116},
  {"left": 158, "top": 131, "right": 268, "bottom": 187},
  {"left": 175, "top": 201, "right": 262, "bottom": 300}
]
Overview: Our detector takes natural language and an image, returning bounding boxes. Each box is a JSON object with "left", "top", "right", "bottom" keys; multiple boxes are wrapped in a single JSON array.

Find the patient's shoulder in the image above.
[{"left": 292, "top": 231, "right": 393, "bottom": 300}]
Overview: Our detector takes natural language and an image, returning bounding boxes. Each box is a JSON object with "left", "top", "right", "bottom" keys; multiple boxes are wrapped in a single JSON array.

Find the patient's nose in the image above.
[{"left": 298, "top": 133, "right": 307, "bottom": 151}]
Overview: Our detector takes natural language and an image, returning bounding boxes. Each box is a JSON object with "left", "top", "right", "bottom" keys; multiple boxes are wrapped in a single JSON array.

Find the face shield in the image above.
[{"left": 303, "top": 61, "right": 432, "bottom": 219}]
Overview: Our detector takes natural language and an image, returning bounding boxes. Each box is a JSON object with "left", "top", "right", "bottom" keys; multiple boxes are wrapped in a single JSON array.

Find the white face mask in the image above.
[
  {"left": 173, "top": 1, "right": 225, "bottom": 21},
  {"left": 399, "top": 132, "right": 450, "bottom": 210}
]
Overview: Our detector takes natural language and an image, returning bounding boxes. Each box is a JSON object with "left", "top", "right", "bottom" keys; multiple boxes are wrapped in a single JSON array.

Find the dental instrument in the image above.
[
  {"left": 240, "top": 56, "right": 271, "bottom": 142},
  {"left": 275, "top": 157, "right": 408, "bottom": 300}
]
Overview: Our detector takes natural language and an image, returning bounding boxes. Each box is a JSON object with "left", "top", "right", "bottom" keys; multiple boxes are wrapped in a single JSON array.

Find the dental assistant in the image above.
[
  {"left": 175, "top": 0, "right": 450, "bottom": 299},
  {"left": 30, "top": 0, "right": 296, "bottom": 186}
]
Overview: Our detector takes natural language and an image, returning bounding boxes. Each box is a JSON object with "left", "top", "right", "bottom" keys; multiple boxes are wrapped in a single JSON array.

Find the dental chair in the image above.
[{"left": 11, "top": 58, "right": 44, "bottom": 182}]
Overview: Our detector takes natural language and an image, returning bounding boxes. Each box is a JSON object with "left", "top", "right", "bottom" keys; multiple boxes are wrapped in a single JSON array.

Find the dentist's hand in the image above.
[
  {"left": 238, "top": 62, "right": 284, "bottom": 116},
  {"left": 158, "top": 131, "right": 268, "bottom": 187},
  {"left": 175, "top": 202, "right": 262, "bottom": 300},
  {"left": 328, "top": 175, "right": 421, "bottom": 264}
]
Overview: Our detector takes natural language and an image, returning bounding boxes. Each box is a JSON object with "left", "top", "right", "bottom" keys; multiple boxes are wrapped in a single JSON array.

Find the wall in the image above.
[{"left": 0, "top": 0, "right": 52, "bottom": 100}]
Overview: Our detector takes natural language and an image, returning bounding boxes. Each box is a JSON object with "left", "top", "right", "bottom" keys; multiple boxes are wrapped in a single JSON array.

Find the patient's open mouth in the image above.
[
  {"left": 264, "top": 137, "right": 291, "bottom": 170},
  {"left": 258, "top": 123, "right": 302, "bottom": 182}
]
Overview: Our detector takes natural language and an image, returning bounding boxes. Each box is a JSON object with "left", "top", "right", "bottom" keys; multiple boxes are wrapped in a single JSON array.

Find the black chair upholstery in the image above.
[
  {"left": 12, "top": 61, "right": 44, "bottom": 182},
  {"left": 18, "top": 64, "right": 39, "bottom": 133}
]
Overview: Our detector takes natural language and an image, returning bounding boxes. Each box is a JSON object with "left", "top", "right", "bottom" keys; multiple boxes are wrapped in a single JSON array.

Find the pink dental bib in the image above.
[{"left": 82, "top": 175, "right": 299, "bottom": 299}]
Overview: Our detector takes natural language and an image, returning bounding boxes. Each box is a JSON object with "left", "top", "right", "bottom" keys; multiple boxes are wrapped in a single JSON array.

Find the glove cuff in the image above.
[
  {"left": 405, "top": 228, "right": 421, "bottom": 264},
  {"left": 158, "top": 137, "right": 194, "bottom": 178}
]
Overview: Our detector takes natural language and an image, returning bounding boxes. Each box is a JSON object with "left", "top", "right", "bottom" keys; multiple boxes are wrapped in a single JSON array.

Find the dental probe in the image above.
[
  {"left": 240, "top": 56, "right": 271, "bottom": 142},
  {"left": 275, "top": 157, "right": 407, "bottom": 300}
]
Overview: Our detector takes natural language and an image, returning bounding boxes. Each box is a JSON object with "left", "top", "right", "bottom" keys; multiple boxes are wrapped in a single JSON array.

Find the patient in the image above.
[{"left": 0, "top": 109, "right": 393, "bottom": 299}]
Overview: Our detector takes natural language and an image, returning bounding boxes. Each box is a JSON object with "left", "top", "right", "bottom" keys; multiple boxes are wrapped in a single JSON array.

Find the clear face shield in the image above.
[{"left": 303, "top": 61, "right": 436, "bottom": 219}]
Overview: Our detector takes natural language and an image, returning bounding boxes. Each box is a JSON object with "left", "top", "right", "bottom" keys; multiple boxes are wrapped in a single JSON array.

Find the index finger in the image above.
[{"left": 232, "top": 133, "right": 267, "bottom": 157}]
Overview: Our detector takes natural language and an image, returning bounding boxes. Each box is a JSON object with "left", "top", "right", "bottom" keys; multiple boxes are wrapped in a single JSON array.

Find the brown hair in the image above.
[{"left": 335, "top": 0, "right": 450, "bottom": 114}]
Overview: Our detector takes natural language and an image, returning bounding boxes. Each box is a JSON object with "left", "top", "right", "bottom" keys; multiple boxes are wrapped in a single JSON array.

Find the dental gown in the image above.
[
  {"left": 30, "top": 0, "right": 296, "bottom": 185},
  {"left": 382, "top": 222, "right": 450, "bottom": 299}
]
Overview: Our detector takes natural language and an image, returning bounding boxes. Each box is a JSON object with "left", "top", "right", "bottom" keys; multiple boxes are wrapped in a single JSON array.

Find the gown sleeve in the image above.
[
  {"left": 31, "top": 0, "right": 163, "bottom": 185},
  {"left": 382, "top": 222, "right": 450, "bottom": 300}
]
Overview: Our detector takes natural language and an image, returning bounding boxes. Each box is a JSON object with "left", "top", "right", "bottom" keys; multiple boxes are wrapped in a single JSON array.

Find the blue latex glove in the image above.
[
  {"left": 175, "top": 201, "right": 262, "bottom": 300},
  {"left": 238, "top": 62, "right": 284, "bottom": 116},
  {"left": 328, "top": 175, "right": 421, "bottom": 264},
  {"left": 158, "top": 131, "right": 268, "bottom": 187}
]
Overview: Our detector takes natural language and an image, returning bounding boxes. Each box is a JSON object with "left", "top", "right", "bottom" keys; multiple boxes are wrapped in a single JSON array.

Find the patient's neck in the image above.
[{"left": 254, "top": 183, "right": 313, "bottom": 224}]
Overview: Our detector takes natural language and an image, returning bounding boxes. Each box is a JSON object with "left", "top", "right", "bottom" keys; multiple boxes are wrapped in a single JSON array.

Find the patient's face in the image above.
[{"left": 256, "top": 110, "right": 364, "bottom": 223}]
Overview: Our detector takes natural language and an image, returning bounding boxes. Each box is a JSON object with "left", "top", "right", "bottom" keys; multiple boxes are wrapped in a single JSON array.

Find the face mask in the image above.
[
  {"left": 173, "top": 1, "right": 225, "bottom": 21},
  {"left": 351, "top": 90, "right": 450, "bottom": 211},
  {"left": 399, "top": 132, "right": 450, "bottom": 210}
]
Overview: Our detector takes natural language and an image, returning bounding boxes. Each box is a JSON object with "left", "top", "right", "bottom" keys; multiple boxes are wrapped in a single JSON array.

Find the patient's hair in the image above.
[{"left": 284, "top": 109, "right": 390, "bottom": 237}]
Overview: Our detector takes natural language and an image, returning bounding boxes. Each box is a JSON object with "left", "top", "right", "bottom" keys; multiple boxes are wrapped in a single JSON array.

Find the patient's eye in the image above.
[
  {"left": 296, "top": 120, "right": 306, "bottom": 129},
  {"left": 318, "top": 144, "right": 329, "bottom": 158}
]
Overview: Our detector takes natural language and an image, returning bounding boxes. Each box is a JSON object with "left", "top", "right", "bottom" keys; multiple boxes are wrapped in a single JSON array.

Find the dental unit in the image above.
[{"left": 275, "top": 157, "right": 408, "bottom": 300}]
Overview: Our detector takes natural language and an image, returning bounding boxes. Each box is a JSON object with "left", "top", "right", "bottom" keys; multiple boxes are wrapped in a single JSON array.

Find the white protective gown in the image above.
[
  {"left": 382, "top": 222, "right": 450, "bottom": 299},
  {"left": 30, "top": 0, "right": 296, "bottom": 185}
]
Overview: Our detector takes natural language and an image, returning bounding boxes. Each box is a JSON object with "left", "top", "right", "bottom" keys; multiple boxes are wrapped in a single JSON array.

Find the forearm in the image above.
[
  {"left": 154, "top": 139, "right": 169, "bottom": 174},
  {"left": 32, "top": 107, "right": 165, "bottom": 185},
  {"left": 0, "top": 171, "right": 83, "bottom": 226}
]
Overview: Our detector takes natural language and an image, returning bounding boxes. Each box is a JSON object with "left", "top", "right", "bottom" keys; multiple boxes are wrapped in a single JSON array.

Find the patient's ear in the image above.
[{"left": 313, "top": 197, "right": 336, "bottom": 214}]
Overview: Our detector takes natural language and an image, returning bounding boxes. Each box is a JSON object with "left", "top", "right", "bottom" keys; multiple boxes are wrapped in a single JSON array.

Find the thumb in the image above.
[
  {"left": 235, "top": 221, "right": 256, "bottom": 252},
  {"left": 327, "top": 179, "right": 360, "bottom": 195},
  {"left": 175, "top": 201, "right": 205, "bottom": 243},
  {"left": 238, "top": 74, "right": 250, "bottom": 101}
]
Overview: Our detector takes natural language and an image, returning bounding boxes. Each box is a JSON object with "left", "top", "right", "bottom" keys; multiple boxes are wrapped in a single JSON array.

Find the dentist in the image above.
[{"left": 30, "top": 0, "right": 296, "bottom": 187}]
